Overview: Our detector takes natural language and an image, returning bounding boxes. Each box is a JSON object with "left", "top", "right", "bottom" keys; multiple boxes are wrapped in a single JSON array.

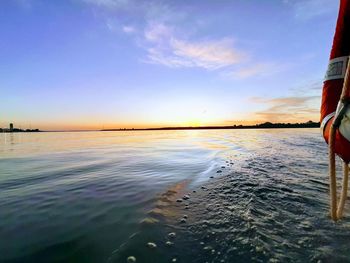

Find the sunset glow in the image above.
[{"left": 0, "top": 0, "right": 338, "bottom": 130}]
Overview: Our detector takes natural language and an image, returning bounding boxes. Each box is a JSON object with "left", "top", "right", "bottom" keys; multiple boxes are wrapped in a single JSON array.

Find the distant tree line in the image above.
[
  {"left": 242, "top": 120, "right": 320, "bottom": 129},
  {"left": 102, "top": 120, "right": 320, "bottom": 131}
]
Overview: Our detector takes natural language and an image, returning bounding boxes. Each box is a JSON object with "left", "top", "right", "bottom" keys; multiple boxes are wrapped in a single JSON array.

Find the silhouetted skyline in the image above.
[{"left": 0, "top": 123, "right": 40, "bottom": 133}]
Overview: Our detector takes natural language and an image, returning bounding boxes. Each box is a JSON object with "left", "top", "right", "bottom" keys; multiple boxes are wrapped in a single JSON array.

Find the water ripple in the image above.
[{"left": 1, "top": 129, "right": 349, "bottom": 263}]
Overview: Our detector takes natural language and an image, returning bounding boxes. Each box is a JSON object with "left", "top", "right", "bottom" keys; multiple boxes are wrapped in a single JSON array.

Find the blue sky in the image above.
[{"left": 0, "top": 0, "right": 339, "bottom": 130}]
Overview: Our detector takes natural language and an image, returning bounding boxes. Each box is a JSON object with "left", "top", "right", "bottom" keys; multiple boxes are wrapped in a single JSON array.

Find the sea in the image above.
[{"left": 1, "top": 128, "right": 350, "bottom": 263}]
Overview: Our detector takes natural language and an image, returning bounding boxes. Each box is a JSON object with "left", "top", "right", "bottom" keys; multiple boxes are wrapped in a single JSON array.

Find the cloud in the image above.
[
  {"left": 285, "top": 0, "right": 339, "bottom": 20},
  {"left": 146, "top": 47, "right": 193, "bottom": 68},
  {"left": 232, "top": 64, "right": 268, "bottom": 78},
  {"left": 252, "top": 96, "right": 317, "bottom": 105},
  {"left": 252, "top": 95, "right": 320, "bottom": 122},
  {"left": 171, "top": 39, "right": 243, "bottom": 69},
  {"left": 81, "top": 0, "right": 280, "bottom": 78},
  {"left": 288, "top": 79, "right": 323, "bottom": 95},
  {"left": 144, "top": 23, "right": 172, "bottom": 42},
  {"left": 223, "top": 63, "right": 286, "bottom": 79},
  {"left": 122, "top": 25, "right": 136, "bottom": 33},
  {"left": 143, "top": 23, "right": 245, "bottom": 70},
  {"left": 81, "top": 0, "right": 129, "bottom": 9}
]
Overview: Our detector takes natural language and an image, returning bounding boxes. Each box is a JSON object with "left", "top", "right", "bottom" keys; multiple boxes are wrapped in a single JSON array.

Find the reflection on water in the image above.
[{"left": 0, "top": 129, "right": 349, "bottom": 262}]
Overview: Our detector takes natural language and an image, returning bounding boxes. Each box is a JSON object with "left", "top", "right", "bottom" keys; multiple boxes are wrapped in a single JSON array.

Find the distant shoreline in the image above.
[
  {"left": 102, "top": 121, "right": 320, "bottom": 131},
  {"left": 1, "top": 121, "right": 320, "bottom": 133},
  {"left": 1, "top": 129, "right": 41, "bottom": 133}
]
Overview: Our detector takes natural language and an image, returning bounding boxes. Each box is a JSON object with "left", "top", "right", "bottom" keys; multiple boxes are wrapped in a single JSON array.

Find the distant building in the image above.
[{"left": 9, "top": 123, "right": 13, "bottom": 132}]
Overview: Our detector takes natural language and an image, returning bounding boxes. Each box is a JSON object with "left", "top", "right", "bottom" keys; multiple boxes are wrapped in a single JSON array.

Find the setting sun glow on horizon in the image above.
[{"left": 0, "top": 0, "right": 338, "bottom": 131}]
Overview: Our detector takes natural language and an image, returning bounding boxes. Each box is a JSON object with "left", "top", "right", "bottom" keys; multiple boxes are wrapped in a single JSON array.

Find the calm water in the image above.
[{"left": 1, "top": 129, "right": 350, "bottom": 263}]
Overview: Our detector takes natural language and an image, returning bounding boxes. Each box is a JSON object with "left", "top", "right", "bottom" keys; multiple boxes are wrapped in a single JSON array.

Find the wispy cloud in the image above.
[
  {"left": 223, "top": 62, "right": 287, "bottom": 79},
  {"left": 122, "top": 25, "right": 136, "bottom": 33},
  {"left": 288, "top": 79, "right": 323, "bottom": 95},
  {"left": 144, "top": 22, "right": 172, "bottom": 42},
  {"left": 252, "top": 95, "right": 320, "bottom": 122},
  {"left": 81, "top": 0, "right": 130, "bottom": 9},
  {"left": 285, "top": 0, "right": 338, "bottom": 20},
  {"left": 81, "top": 0, "right": 281, "bottom": 78},
  {"left": 143, "top": 23, "right": 244, "bottom": 70},
  {"left": 171, "top": 39, "right": 243, "bottom": 69}
]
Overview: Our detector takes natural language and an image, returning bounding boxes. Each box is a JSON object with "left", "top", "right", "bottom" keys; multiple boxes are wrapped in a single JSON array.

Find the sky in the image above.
[{"left": 0, "top": 0, "right": 340, "bottom": 130}]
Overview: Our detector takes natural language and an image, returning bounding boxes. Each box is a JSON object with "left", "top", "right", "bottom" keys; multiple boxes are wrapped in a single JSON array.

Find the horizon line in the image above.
[
  {"left": 101, "top": 120, "right": 320, "bottom": 132},
  {"left": 1, "top": 120, "right": 320, "bottom": 132}
]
